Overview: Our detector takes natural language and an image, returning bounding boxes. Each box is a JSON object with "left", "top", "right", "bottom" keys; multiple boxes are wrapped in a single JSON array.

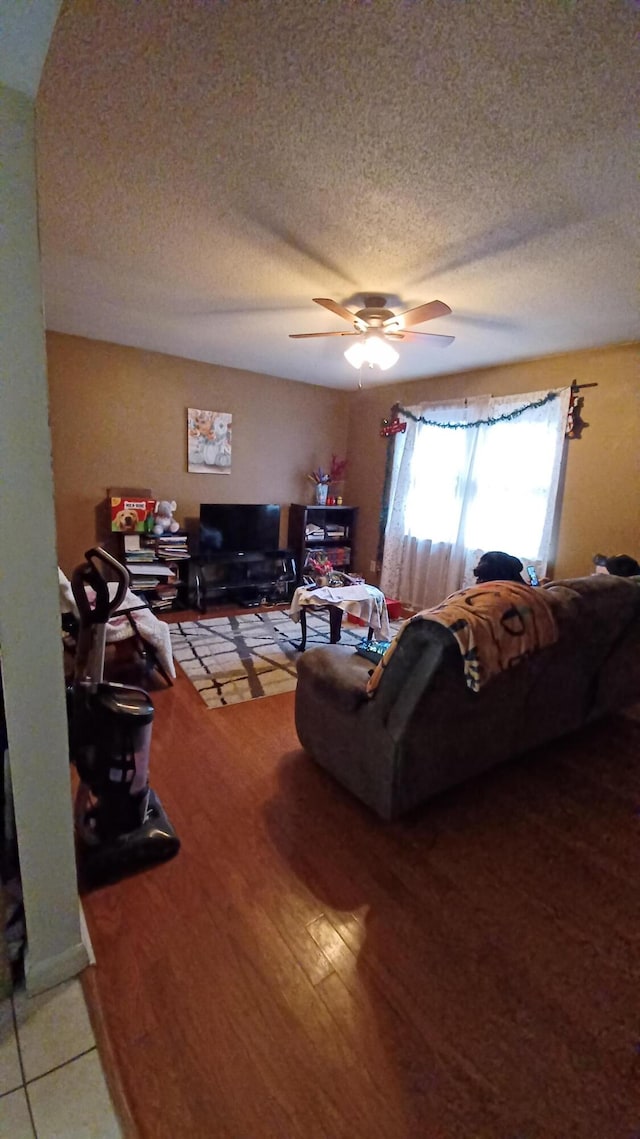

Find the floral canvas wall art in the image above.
[{"left": 188, "top": 408, "right": 232, "bottom": 474}]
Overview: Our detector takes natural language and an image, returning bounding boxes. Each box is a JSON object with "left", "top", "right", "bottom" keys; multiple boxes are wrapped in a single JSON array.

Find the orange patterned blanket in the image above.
[
  {"left": 420, "top": 581, "right": 558, "bottom": 691},
  {"left": 367, "top": 581, "right": 558, "bottom": 695}
]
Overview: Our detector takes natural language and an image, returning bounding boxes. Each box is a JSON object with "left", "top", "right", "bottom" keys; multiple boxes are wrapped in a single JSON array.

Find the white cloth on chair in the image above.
[{"left": 59, "top": 569, "right": 176, "bottom": 679}]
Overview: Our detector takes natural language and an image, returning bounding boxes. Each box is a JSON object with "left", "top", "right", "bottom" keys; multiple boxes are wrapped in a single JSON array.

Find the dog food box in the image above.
[{"left": 110, "top": 497, "right": 157, "bottom": 532}]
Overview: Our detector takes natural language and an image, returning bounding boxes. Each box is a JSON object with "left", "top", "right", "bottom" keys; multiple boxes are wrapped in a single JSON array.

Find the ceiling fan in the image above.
[{"left": 289, "top": 294, "right": 455, "bottom": 369}]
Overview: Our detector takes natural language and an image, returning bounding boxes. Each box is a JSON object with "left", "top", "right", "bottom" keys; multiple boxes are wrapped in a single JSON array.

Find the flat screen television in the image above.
[{"left": 199, "top": 503, "right": 281, "bottom": 555}]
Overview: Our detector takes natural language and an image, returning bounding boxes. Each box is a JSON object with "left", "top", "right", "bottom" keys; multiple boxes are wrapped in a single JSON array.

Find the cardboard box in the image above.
[{"left": 110, "top": 497, "right": 156, "bottom": 533}]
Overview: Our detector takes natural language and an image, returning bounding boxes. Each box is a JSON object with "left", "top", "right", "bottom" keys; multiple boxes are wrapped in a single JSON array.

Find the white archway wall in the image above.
[{"left": 0, "top": 81, "right": 87, "bottom": 993}]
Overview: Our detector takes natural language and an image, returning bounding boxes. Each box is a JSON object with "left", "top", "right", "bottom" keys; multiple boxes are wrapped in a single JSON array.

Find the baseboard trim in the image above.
[
  {"left": 81, "top": 966, "right": 141, "bottom": 1138},
  {"left": 79, "top": 900, "right": 96, "bottom": 965},
  {"left": 24, "top": 939, "right": 90, "bottom": 996}
]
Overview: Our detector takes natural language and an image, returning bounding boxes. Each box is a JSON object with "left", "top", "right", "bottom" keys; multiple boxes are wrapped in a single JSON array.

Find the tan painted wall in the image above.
[
  {"left": 346, "top": 342, "right": 639, "bottom": 584},
  {"left": 48, "top": 334, "right": 638, "bottom": 586},
  {"left": 47, "top": 332, "right": 350, "bottom": 572}
]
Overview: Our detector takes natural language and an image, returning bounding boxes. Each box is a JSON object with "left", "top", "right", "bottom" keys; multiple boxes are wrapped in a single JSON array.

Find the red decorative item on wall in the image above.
[{"left": 380, "top": 404, "right": 407, "bottom": 437}]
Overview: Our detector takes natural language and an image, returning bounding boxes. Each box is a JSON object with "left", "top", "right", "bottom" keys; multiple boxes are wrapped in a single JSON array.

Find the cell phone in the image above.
[{"left": 526, "top": 565, "right": 540, "bottom": 587}]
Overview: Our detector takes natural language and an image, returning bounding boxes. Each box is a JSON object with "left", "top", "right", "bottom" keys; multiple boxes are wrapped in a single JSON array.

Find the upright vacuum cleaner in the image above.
[{"left": 68, "top": 547, "right": 180, "bottom": 885}]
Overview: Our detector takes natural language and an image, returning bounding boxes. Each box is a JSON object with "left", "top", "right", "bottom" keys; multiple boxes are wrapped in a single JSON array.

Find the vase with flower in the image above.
[
  {"left": 307, "top": 466, "right": 331, "bottom": 505},
  {"left": 307, "top": 455, "right": 348, "bottom": 506}
]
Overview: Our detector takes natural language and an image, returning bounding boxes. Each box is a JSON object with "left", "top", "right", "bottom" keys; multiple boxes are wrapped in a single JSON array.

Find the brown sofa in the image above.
[{"left": 294, "top": 575, "right": 640, "bottom": 819}]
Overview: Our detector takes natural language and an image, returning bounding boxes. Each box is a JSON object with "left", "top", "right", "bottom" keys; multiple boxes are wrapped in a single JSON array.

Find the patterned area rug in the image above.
[{"left": 170, "top": 609, "right": 400, "bottom": 709}]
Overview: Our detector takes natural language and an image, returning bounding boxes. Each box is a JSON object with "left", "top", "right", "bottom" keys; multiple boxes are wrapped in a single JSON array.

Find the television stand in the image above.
[
  {"left": 188, "top": 548, "right": 297, "bottom": 613},
  {"left": 233, "top": 589, "right": 263, "bottom": 608}
]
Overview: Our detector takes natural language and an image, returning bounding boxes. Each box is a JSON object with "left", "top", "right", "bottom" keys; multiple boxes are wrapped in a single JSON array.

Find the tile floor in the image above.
[{"left": 0, "top": 975, "right": 121, "bottom": 1138}]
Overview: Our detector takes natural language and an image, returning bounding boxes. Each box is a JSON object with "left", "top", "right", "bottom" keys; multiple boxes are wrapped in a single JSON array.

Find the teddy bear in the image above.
[{"left": 153, "top": 500, "right": 180, "bottom": 536}]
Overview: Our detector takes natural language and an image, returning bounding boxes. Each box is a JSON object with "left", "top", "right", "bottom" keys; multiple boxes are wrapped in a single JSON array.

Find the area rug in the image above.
[{"left": 169, "top": 610, "right": 402, "bottom": 709}]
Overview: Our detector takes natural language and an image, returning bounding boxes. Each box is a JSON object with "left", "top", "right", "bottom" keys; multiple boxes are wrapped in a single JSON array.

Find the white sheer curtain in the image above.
[{"left": 380, "top": 387, "right": 571, "bottom": 610}]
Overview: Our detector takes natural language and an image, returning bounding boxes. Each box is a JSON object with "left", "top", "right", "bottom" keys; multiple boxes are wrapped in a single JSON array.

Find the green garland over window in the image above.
[
  {"left": 396, "top": 389, "right": 558, "bottom": 431},
  {"left": 377, "top": 388, "right": 569, "bottom": 571}
]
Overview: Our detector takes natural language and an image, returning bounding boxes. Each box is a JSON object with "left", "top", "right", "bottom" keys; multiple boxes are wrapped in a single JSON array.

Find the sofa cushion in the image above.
[
  {"left": 543, "top": 576, "right": 640, "bottom": 675},
  {"left": 545, "top": 575, "right": 640, "bottom": 635}
]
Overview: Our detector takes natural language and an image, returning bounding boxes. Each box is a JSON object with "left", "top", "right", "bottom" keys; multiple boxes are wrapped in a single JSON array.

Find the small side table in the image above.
[{"left": 289, "top": 583, "right": 390, "bottom": 651}]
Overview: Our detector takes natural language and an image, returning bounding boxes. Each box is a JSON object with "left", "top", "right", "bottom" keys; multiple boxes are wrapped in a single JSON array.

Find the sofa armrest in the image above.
[
  {"left": 369, "top": 619, "right": 460, "bottom": 723},
  {"left": 295, "top": 645, "right": 372, "bottom": 713}
]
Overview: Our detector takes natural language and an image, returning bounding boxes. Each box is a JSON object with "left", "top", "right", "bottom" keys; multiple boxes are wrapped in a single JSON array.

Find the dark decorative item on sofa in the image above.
[
  {"left": 295, "top": 574, "right": 640, "bottom": 819},
  {"left": 598, "top": 553, "right": 640, "bottom": 577}
]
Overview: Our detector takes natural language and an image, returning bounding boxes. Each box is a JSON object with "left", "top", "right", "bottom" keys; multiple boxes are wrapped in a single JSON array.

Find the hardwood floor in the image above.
[{"left": 81, "top": 610, "right": 640, "bottom": 1138}]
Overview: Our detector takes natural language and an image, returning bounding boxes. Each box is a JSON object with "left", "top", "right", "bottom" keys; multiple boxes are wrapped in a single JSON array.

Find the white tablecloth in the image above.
[{"left": 288, "top": 583, "right": 391, "bottom": 641}]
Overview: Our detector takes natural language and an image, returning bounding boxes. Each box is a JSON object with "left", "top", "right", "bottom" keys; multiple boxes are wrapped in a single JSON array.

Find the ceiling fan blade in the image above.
[
  {"left": 384, "top": 332, "right": 405, "bottom": 340},
  {"left": 402, "top": 331, "right": 455, "bottom": 346},
  {"left": 289, "top": 331, "right": 360, "bottom": 339},
  {"left": 383, "top": 299, "right": 452, "bottom": 330},
  {"left": 313, "top": 297, "right": 361, "bottom": 325}
]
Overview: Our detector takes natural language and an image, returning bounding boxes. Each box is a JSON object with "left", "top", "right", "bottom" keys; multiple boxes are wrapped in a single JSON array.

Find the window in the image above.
[
  {"left": 405, "top": 413, "right": 563, "bottom": 559},
  {"left": 391, "top": 387, "right": 564, "bottom": 564},
  {"left": 381, "top": 388, "right": 570, "bottom": 612},
  {"left": 463, "top": 418, "right": 561, "bottom": 558},
  {"left": 403, "top": 398, "right": 562, "bottom": 562},
  {"left": 405, "top": 424, "right": 470, "bottom": 545}
]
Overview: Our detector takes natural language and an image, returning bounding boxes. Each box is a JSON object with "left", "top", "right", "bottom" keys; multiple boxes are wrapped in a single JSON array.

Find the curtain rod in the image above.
[{"left": 392, "top": 382, "right": 598, "bottom": 409}]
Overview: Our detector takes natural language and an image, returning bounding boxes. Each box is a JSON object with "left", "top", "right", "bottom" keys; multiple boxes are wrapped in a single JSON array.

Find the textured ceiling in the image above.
[
  {"left": 0, "top": 0, "right": 61, "bottom": 98},
  {"left": 37, "top": 0, "right": 639, "bottom": 389}
]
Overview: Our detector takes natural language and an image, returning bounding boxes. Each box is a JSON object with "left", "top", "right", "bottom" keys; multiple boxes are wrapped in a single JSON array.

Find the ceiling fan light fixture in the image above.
[{"left": 344, "top": 335, "right": 399, "bottom": 371}]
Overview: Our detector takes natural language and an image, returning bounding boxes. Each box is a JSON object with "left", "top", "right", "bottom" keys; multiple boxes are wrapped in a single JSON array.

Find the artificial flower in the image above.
[
  {"left": 307, "top": 455, "right": 348, "bottom": 485},
  {"left": 306, "top": 554, "right": 333, "bottom": 576},
  {"left": 329, "top": 455, "right": 348, "bottom": 482},
  {"left": 307, "top": 467, "right": 331, "bottom": 485}
]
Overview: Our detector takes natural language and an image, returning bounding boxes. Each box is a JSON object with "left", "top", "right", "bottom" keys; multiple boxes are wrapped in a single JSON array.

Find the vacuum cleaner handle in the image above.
[
  {"left": 71, "top": 561, "right": 109, "bottom": 628},
  {"left": 70, "top": 547, "right": 131, "bottom": 686},
  {"left": 71, "top": 547, "right": 130, "bottom": 626},
  {"left": 84, "top": 546, "right": 131, "bottom": 617}
]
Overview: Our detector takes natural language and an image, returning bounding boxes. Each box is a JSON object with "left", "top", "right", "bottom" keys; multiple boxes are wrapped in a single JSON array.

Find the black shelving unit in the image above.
[
  {"left": 287, "top": 504, "right": 358, "bottom": 585},
  {"left": 117, "top": 532, "right": 191, "bottom": 611}
]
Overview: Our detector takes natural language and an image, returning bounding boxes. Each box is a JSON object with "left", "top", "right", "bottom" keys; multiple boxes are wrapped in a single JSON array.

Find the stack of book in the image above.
[
  {"left": 149, "top": 582, "right": 179, "bottom": 611},
  {"left": 123, "top": 533, "right": 177, "bottom": 591},
  {"left": 126, "top": 563, "right": 175, "bottom": 590},
  {"left": 329, "top": 546, "right": 351, "bottom": 567},
  {"left": 120, "top": 531, "right": 190, "bottom": 609},
  {"left": 123, "top": 534, "right": 156, "bottom": 563},
  {"left": 154, "top": 533, "right": 189, "bottom": 562},
  {"left": 305, "top": 523, "right": 325, "bottom": 541}
]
